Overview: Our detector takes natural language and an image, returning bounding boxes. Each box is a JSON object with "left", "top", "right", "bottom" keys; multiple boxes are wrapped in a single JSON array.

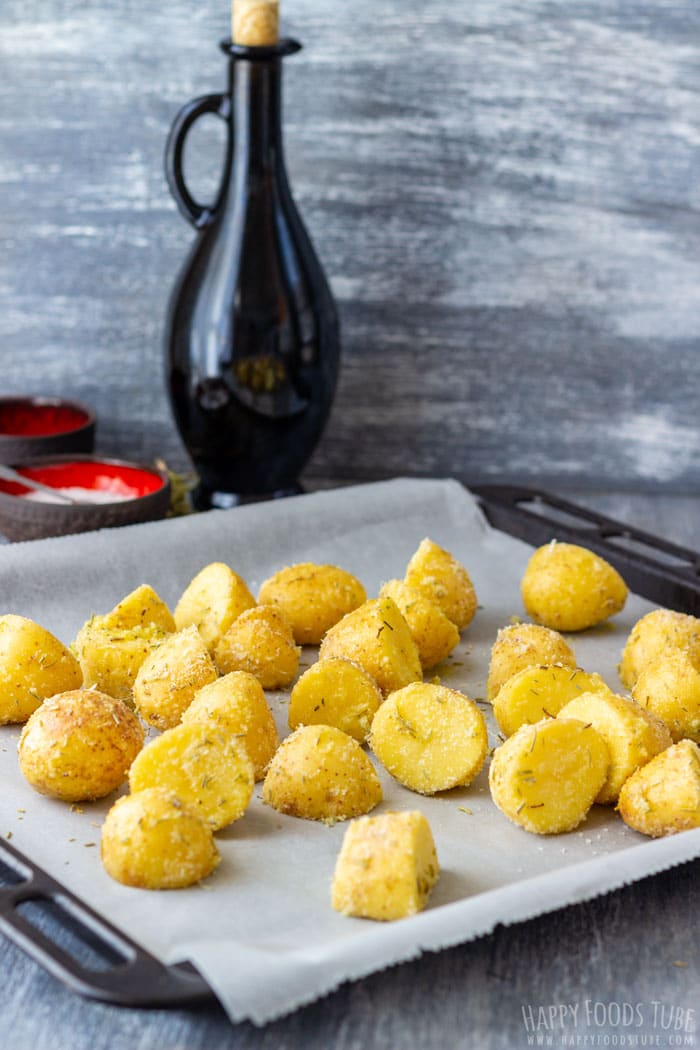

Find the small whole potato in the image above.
[
  {"left": 521, "top": 541, "right": 627, "bottom": 632},
  {"left": 262, "top": 724, "right": 382, "bottom": 824},
  {"left": 0, "top": 614, "right": 83, "bottom": 724},
  {"left": 182, "top": 671, "right": 279, "bottom": 780},
  {"left": 288, "top": 658, "right": 382, "bottom": 742},
  {"left": 133, "top": 625, "right": 218, "bottom": 730},
  {"left": 619, "top": 608, "right": 700, "bottom": 690},
  {"left": 370, "top": 682, "right": 487, "bottom": 794},
  {"left": 618, "top": 740, "right": 700, "bottom": 837},
  {"left": 404, "top": 538, "right": 477, "bottom": 630},
  {"left": 379, "top": 579, "right": 460, "bottom": 669},
  {"left": 258, "top": 562, "right": 366, "bottom": 645},
  {"left": 486, "top": 623, "right": 576, "bottom": 701},
  {"left": 489, "top": 718, "right": 610, "bottom": 834},
  {"left": 19, "top": 689, "right": 144, "bottom": 802},
  {"left": 174, "top": 562, "right": 256, "bottom": 653},
  {"left": 214, "top": 605, "right": 300, "bottom": 690},
  {"left": 319, "top": 597, "right": 422, "bottom": 696},
  {"left": 101, "top": 788, "right": 220, "bottom": 889},
  {"left": 632, "top": 649, "right": 700, "bottom": 743}
]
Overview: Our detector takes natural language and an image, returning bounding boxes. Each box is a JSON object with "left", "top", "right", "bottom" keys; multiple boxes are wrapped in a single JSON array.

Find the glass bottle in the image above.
[{"left": 164, "top": 39, "right": 340, "bottom": 509}]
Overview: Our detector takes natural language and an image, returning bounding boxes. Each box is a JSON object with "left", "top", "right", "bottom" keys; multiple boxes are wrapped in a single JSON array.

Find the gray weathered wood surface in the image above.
[
  {"left": 0, "top": 490, "right": 698, "bottom": 1050},
  {"left": 1, "top": 0, "right": 699, "bottom": 490}
]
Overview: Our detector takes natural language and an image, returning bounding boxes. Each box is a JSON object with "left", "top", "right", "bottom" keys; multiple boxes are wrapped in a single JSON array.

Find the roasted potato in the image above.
[
  {"left": 331, "top": 811, "right": 439, "bottom": 921},
  {"left": 174, "top": 562, "right": 256, "bottom": 653},
  {"left": 521, "top": 541, "right": 627, "bottom": 632},
  {"left": 486, "top": 623, "right": 576, "bottom": 701},
  {"left": 258, "top": 562, "right": 366, "bottom": 645},
  {"left": 18, "top": 689, "right": 144, "bottom": 802},
  {"left": 369, "top": 682, "right": 487, "bottom": 795},
  {"left": 632, "top": 649, "right": 700, "bottom": 743},
  {"left": 288, "top": 658, "right": 382, "bottom": 742},
  {"left": 214, "top": 605, "right": 300, "bottom": 690},
  {"left": 72, "top": 618, "right": 167, "bottom": 702},
  {"left": 618, "top": 739, "right": 700, "bottom": 837},
  {"left": 378, "top": 579, "right": 460, "bottom": 669},
  {"left": 182, "top": 670, "right": 279, "bottom": 780},
  {"left": 558, "top": 691, "right": 672, "bottom": 804},
  {"left": 101, "top": 584, "right": 176, "bottom": 634},
  {"left": 489, "top": 718, "right": 610, "bottom": 834},
  {"left": 101, "top": 788, "right": 220, "bottom": 889},
  {"left": 319, "top": 597, "right": 422, "bottom": 696},
  {"left": 493, "top": 664, "right": 612, "bottom": 738},
  {"left": 619, "top": 608, "right": 700, "bottom": 690},
  {"left": 129, "top": 721, "right": 254, "bottom": 831},
  {"left": 0, "top": 614, "right": 82, "bottom": 724},
  {"left": 404, "top": 538, "right": 477, "bottom": 630},
  {"left": 132, "top": 625, "right": 218, "bottom": 730},
  {"left": 262, "top": 724, "right": 382, "bottom": 824}
]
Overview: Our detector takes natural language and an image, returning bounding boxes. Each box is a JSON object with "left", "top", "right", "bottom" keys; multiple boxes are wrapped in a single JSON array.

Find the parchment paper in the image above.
[{"left": 0, "top": 479, "right": 698, "bottom": 1024}]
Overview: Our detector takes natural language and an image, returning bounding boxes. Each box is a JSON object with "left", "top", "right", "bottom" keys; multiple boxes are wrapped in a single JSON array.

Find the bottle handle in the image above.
[{"left": 164, "top": 93, "right": 231, "bottom": 228}]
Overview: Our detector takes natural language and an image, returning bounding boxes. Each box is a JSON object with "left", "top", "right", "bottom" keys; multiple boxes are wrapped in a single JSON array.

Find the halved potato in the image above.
[
  {"left": 619, "top": 608, "right": 700, "bottom": 690},
  {"left": 258, "top": 562, "right": 366, "bottom": 645},
  {"left": 331, "top": 811, "right": 439, "bottom": 921},
  {"left": 404, "top": 538, "right": 477, "bottom": 630},
  {"left": 214, "top": 605, "right": 300, "bottom": 689},
  {"left": 132, "top": 625, "right": 218, "bottom": 730},
  {"left": 262, "top": 724, "right": 382, "bottom": 824},
  {"left": 101, "top": 788, "right": 220, "bottom": 889},
  {"left": 493, "top": 664, "right": 612, "bottom": 738},
  {"left": 101, "top": 584, "right": 176, "bottom": 634},
  {"left": 0, "top": 614, "right": 82, "bottom": 724},
  {"left": 618, "top": 740, "right": 700, "bottom": 837},
  {"left": 72, "top": 618, "right": 167, "bottom": 702},
  {"left": 489, "top": 718, "right": 610, "bottom": 834},
  {"left": 319, "top": 597, "right": 422, "bottom": 696},
  {"left": 632, "top": 649, "right": 700, "bottom": 743},
  {"left": 521, "top": 542, "right": 627, "bottom": 632},
  {"left": 288, "top": 658, "right": 382, "bottom": 742},
  {"left": 129, "top": 721, "right": 254, "bottom": 831},
  {"left": 487, "top": 623, "right": 576, "bottom": 701},
  {"left": 370, "top": 682, "right": 487, "bottom": 795},
  {"left": 174, "top": 562, "right": 256, "bottom": 652},
  {"left": 379, "top": 579, "right": 460, "bottom": 669}
]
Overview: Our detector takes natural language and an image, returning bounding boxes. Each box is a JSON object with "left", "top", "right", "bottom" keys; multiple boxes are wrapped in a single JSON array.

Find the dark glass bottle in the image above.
[{"left": 164, "top": 39, "right": 340, "bottom": 510}]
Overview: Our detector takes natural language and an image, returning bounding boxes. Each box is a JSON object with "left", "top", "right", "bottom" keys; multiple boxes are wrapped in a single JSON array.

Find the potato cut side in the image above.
[
  {"left": 558, "top": 691, "right": 672, "bottom": 804},
  {"left": 618, "top": 740, "right": 700, "bottom": 838},
  {"left": 493, "top": 664, "right": 612, "bottom": 737},
  {"left": 129, "top": 722, "right": 254, "bottom": 831},
  {"left": 370, "top": 682, "right": 487, "bottom": 795},
  {"left": 101, "top": 788, "right": 220, "bottom": 889},
  {"left": 19, "top": 689, "right": 144, "bottom": 802},
  {"left": 379, "top": 579, "right": 460, "bottom": 669},
  {"left": 632, "top": 649, "right": 700, "bottom": 743},
  {"left": 404, "top": 537, "right": 477, "bottom": 630},
  {"left": 133, "top": 625, "right": 218, "bottom": 730},
  {"left": 486, "top": 623, "right": 576, "bottom": 701},
  {"left": 214, "top": 605, "right": 300, "bottom": 690},
  {"left": 288, "top": 658, "right": 382, "bottom": 742},
  {"left": 319, "top": 597, "right": 422, "bottom": 696},
  {"left": 174, "top": 562, "right": 256, "bottom": 652},
  {"left": 100, "top": 584, "right": 176, "bottom": 634},
  {"left": 262, "top": 724, "right": 382, "bottom": 824},
  {"left": 332, "top": 811, "right": 439, "bottom": 921},
  {"left": 258, "top": 562, "right": 366, "bottom": 645},
  {"left": 182, "top": 670, "right": 279, "bottom": 780},
  {"left": 619, "top": 608, "right": 700, "bottom": 690},
  {"left": 72, "top": 618, "right": 167, "bottom": 702},
  {"left": 489, "top": 718, "right": 610, "bottom": 834},
  {"left": 521, "top": 541, "right": 627, "bottom": 632},
  {"left": 0, "top": 614, "right": 83, "bottom": 724}
]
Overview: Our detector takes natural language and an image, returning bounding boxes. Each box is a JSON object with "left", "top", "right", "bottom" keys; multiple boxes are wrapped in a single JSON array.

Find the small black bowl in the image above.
[
  {"left": 0, "top": 396, "right": 96, "bottom": 464},
  {"left": 0, "top": 455, "right": 171, "bottom": 541}
]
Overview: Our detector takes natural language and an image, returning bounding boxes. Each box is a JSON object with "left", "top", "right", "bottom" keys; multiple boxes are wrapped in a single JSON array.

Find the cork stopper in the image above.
[{"left": 232, "top": 0, "right": 279, "bottom": 46}]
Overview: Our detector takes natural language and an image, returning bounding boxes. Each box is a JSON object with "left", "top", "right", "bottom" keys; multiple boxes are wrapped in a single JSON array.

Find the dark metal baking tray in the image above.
[{"left": 0, "top": 485, "right": 698, "bottom": 1008}]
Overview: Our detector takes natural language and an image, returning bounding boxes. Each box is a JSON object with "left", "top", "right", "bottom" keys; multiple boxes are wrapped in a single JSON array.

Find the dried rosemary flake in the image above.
[{"left": 458, "top": 806, "right": 473, "bottom": 815}]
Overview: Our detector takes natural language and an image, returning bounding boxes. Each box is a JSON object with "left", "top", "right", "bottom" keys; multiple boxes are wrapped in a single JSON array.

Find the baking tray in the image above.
[{"left": 0, "top": 483, "right": 698, "bottom": 1009}]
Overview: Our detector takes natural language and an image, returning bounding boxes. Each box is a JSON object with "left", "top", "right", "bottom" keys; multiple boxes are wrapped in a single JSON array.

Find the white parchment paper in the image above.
[{"left": 0, "top": 478, "right": 698, "bottom": 1024}]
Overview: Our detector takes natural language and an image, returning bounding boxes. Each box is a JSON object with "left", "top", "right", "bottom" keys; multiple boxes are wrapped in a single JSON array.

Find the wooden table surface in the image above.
[{"left": 0, "top": 489, "right": 697, "bottom": 1050}]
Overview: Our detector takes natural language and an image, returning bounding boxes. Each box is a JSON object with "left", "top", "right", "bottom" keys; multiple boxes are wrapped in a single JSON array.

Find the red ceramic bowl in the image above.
[
  {"left": 0, "top": 456, "right": 171, "bottom": 541},
  {"left": 0, "top": 397, "right": 95, "bottom": 463}
]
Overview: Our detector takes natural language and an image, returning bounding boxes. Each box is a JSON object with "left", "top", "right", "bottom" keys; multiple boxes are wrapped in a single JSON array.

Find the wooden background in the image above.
[{"left": 1, "top": 0, "right": 699, "bottom": 491}]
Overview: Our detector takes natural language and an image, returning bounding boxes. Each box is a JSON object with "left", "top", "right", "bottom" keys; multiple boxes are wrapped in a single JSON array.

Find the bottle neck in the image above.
[{"left": 230, "top": 58, "right": 285, "bottom": 177}]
